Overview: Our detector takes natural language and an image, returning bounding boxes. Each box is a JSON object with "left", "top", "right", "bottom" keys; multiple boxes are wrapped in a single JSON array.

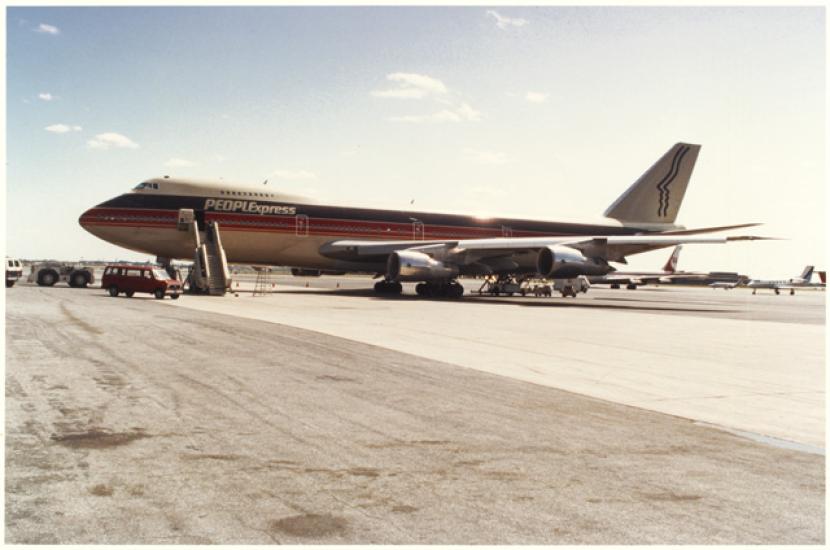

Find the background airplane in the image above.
[
  {"left": 746, "top": 266, "right": 819, "bottom": 295},
  {"left": 590, "top": 245, "right": 751, "bottom": 290}
]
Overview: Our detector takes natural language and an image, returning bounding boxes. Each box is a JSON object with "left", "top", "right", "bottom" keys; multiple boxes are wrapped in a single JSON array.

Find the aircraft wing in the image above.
[{"left": 320, "top": 234, "right": 766, "bottom": 266}]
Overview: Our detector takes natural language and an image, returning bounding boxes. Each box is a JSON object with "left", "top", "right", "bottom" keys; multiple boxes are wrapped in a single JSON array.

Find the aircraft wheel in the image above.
[
  {"left": 37, "top": 269, "right": 59, "bottom": 287},
  {"left": 374, "top": 280, "right": 402, "bottom": 295}
]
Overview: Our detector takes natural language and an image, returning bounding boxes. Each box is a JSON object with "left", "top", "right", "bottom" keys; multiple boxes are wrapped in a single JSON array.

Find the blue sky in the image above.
[{"left": 5, "top": 6, "right": 826, "bottom": 277}]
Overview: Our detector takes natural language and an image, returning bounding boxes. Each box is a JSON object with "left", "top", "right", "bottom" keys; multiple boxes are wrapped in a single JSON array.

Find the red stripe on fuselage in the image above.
[{"left": 80, "top": 207, "right": 569, "bottom": 240}]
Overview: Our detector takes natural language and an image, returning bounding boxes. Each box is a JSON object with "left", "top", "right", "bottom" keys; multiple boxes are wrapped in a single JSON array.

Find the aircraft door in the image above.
[
  {"left": 413, "top": 220, "right": 424, "bottom": 240},
  {"left": 295, "top": 214, "right": 309, "bottom": 237},
  {"left": 177, "top": 209, "right": 194, "bottom": 231}
]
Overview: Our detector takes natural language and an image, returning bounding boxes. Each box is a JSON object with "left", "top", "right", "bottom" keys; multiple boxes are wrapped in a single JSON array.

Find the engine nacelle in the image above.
[
  {"left": 387, "top": 250, "right": 459, "bottom": 282},
  {"left": 537, "top": 245, "right": 611, "bottom": 278}
]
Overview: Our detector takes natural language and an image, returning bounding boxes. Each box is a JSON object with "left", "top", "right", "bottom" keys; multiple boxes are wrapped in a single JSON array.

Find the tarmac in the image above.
[{"left": 4, "top": 280, "right": 826, "bottom": 544}]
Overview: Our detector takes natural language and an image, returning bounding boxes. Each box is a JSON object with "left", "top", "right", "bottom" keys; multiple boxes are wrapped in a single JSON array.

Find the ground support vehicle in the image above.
[
  {"left": 554, "top": 276, "right": 590, "bottom": 297},
  {"left": 6, "top": 258, "right": 23, "bottom": 287},
  {"left": 102, "top": 265, "right": 183, "bottom": 299},
  {"left": 27, "top": 262, "right": 95, "bottom": 288},
  {"left": 476, "top": 276, "right": 523, "bottom": 296}
]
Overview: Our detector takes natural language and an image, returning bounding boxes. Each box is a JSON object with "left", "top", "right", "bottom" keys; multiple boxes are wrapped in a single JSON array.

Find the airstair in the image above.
[
  {"left": 178, "top": 209, "right": 231, "bottom": 295},
  {"left": 253, "top": 267, "right": 273, "bottom": 296}
]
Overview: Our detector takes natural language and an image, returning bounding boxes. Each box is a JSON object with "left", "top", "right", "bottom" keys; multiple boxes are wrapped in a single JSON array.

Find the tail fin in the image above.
[
  {"left": 818, "top": 271, "right": 826, "bottom": 284},
  {"left": 799, "top": 266, "right": 814, "bottom": 281},
  {"left": 662, "top": 245, "right": 682, "bottom": 273},
  {"left": 604, "top": 143, "right": 701, "bottom": 226}
]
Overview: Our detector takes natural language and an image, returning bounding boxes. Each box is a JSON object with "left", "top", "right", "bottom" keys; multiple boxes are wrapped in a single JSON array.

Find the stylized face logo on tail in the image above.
[{"left": 656, "top": 145, "right": 691, "bottom": 218}]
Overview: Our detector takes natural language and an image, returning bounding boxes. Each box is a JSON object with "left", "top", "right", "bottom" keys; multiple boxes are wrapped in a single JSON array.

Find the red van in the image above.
[{"left": 102, "top": 265, "right": 182, "bottom": 299}]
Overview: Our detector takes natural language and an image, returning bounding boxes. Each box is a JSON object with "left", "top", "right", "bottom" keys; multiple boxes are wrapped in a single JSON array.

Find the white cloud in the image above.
[
  {"left": 463, "top": 148, "right": 512, "bottom": 165},
  {"left": 35, "top": 23, "right": 60, "bottom": 35},
  {"left": 525, "top": 91, "right": 549, "bottom": 103},
  {"left": 455, "top": 102, "right": 481, "bottom": 121},
  {"left": 375, "top": 72, "right": 481, "bottom": 124},
  {"left": 45, "top": 124, "right": 81, "bottom": 133},
  {"left": 164, "top": 158, "right": 196, "bottom": 168},
  {"left": 389, "top": 111, "right": 459, "bottom": 124},
  {"left": 389, "top": 103, "right": 481, "bottom": 124},
  {"left": 486, "top": 10, "right": 528, "bottom": 30},
  {"left": 371, "top": 72, "right": 448, "bottom": 100},
  {"left": 270, "top": 169, "right": 317, "bottom": 180},
  {"left": 38, "top": 92, "right": 55, "bottom": 101},
  {"left": 87, "top": 132, "right": 139, "bottom": 150}
]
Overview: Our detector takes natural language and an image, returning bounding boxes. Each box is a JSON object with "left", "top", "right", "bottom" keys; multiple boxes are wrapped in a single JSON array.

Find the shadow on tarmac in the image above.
[{"left": 267, "top": 287, "right": 731, "bottom": 314}]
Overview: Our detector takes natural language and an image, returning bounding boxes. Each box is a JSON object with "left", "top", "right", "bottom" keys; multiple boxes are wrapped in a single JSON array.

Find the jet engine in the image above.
[
  {"left": 387, "top": 250, "right": 459, "bottom": 282},
  {"left": 536, "top": 245, "right": 611, "bottom": 278}
]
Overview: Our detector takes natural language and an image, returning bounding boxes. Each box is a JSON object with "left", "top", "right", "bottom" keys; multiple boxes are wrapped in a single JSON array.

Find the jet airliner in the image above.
[{"left": 80, "top": 143, "right": 763, "bottom": 297}]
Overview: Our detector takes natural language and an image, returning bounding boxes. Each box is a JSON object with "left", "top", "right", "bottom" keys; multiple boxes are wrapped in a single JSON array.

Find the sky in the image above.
[{"left": 4, "top": 6, "right": 826, "bottom": 278}]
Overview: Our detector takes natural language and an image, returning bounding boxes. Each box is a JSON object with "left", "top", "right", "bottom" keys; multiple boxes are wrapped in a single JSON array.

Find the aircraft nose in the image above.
[
  {"left": 78, "top": 206, "right": 103, "bottom": 237},
  {"left": 79, "top": 207, "right": 93, "bottom": 229}
]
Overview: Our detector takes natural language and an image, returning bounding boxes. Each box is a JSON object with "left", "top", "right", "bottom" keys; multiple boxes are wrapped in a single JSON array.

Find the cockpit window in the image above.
[{"left": 132, "top": 182, "right": 160, "bottom": 190}]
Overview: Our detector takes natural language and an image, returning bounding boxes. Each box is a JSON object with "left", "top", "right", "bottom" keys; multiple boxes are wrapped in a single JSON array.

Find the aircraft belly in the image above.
[
  {"left": 220, "top": 231, "right": 333, "bottom": 267},
  {"left": 88, "top": 226, "right": 193, "bottom": 259}
]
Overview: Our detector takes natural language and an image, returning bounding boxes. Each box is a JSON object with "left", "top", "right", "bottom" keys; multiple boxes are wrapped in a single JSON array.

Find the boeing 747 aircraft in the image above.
[{"left": 80, "top": 143, "right": 763, "bottom": 298}]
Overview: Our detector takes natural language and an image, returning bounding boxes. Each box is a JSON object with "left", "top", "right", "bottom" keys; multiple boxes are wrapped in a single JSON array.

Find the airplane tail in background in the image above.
[
  {"left": 818, "top": 271, "right": 826, "bottom": 284},
  {"left": 799, "top": 266, "right": 814, "bottom": 281},
  {"left": 662, "top": 245, "right": 682, "bottom": 273},
  {"left": 604, "top": 143, "right": 701, "bottom": 227}
]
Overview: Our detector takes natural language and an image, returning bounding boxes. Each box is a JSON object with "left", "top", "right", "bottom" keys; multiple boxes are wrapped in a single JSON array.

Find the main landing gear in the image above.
[
  {"left": 415, "top": 281, "right": 464, "bottom": 298},
  {"left": 373, "top": 279, "right": 465, "bottom": 298},
  {"left": 374, "top": 280, "right": 403, "bottom": 295}
]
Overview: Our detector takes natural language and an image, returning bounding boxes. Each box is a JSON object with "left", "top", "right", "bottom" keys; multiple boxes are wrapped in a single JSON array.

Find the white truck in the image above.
[
  {"left": 27, "top": 262, "right": 96, "bottom": 288},
  {"left": 6, "top": 258, "right": 23, "bottom": 287}
]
